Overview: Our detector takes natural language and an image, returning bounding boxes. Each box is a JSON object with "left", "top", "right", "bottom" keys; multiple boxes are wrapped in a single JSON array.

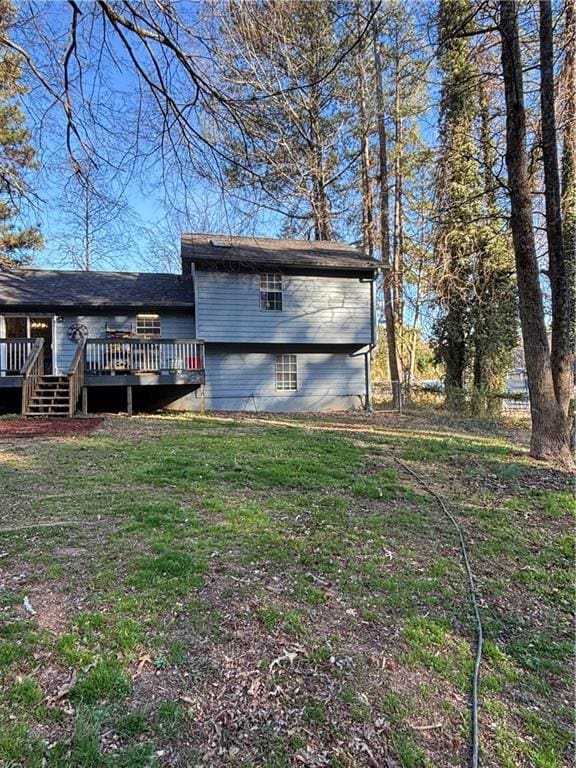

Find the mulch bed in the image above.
[{"left": 0, "top": 418, "right": 103, "bottom": 438}]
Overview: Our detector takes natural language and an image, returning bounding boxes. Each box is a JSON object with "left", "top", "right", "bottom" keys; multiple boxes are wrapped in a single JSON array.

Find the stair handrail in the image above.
[
  {"left": 21, "top": 338, "right": 45, "bottom": 416},
  {"left": 67, "top": 336, "right": 87, "bottom": 416}
]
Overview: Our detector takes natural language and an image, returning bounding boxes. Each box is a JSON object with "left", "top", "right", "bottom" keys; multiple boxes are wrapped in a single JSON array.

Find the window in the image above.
[
  {"left": 276, "top": 354, "right": 297, "bottom": 391},
  {"left": 260, "top": 274, "right": 283, "bottom": 311},
  {"left": 136, "top": 314, "right": 161, "bottom": 338}
]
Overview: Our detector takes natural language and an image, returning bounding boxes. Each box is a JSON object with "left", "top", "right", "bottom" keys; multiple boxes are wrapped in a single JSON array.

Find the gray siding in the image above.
[
  {"left": 195, "top": 270, "right": 372, "bottom": 344},
  {"left": 166, "top": 346, "right": 366, "bottom": 412},
  {"left": 54, "top": 312, "right": 195, "bottom": 373}
]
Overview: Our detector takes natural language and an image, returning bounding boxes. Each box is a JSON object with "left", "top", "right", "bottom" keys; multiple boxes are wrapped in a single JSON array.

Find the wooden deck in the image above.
[
  {"left": 0, "top": 339, "right": 34, "bottom": 386},
  {"left": 0, "top": 338, "right": 205, "bottom": 415}
]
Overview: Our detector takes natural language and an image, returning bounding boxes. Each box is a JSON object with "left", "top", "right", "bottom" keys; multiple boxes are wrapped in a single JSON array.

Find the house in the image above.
[{"left": 0, "top": 234, "right": 380, "bottom": 416}]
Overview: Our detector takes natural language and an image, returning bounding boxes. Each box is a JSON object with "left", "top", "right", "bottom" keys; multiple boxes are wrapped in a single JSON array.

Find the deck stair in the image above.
[{"left": 24, "top": 375, "right": 70, "bottom": 416}]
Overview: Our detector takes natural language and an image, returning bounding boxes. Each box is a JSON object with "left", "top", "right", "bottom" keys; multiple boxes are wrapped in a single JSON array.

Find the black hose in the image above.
[{"left": 394, "top": 457, "right": 483, "bottom": 768}]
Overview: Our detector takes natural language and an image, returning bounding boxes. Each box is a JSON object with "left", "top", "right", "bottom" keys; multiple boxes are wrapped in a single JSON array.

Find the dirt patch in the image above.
[
  {"left": 384, "top": 659, "right": 467, "bottom": 766},
  {"left": 23, "top": 585, "right": 79, "bottom": 635},
  {"left": 0, "top": 418, "right": 103, "bottom": 439}
]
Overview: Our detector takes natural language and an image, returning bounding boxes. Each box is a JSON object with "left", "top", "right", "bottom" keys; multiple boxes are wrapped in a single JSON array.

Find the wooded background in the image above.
[{"left": 0, "top": 0, "right": 573, "bottom": 462}]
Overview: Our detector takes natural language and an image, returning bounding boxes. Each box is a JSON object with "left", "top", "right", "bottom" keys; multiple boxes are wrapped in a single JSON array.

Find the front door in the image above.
[{"left": 29, "top": 317, "right": 53, "bottom": 374}]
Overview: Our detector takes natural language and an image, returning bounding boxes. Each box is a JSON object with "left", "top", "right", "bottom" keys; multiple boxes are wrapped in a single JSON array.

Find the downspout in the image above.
[{"left": 356, "top": 271, "right": 378, "bottom": 411}]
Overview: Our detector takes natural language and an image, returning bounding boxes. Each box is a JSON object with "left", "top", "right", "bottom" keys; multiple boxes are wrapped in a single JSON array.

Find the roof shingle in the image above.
[
  {"left": 0, "top": 268, "right": 194, "bottom": 308},
  {"left": 181, "top": 233, "right": 380, "bottom": 272}
]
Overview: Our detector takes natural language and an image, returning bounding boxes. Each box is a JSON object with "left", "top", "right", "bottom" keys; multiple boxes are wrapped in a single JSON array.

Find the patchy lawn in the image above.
[{"left": 0, "top": 410, "right": 573, "bottom": 767}]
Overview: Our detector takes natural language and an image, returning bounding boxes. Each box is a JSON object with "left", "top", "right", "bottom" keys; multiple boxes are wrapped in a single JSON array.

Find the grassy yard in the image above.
[{"left": 0, "top": 410, "right": 573, "bottom": 767}]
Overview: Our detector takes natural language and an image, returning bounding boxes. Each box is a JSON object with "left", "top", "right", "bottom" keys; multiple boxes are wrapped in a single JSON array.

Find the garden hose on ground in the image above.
[{"left": 394, "top": 457, "right": 484, "bottom": 768}]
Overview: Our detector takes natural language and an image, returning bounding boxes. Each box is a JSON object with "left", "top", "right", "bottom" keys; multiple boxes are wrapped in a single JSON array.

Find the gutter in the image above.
[{"left": 352, "top": 270, "right": 378, "bottom": 410}]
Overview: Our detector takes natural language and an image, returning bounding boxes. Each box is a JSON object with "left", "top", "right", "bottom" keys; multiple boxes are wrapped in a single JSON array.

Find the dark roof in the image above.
[
  {"left": 181, "top": 233, "right": 380, "bottom": 272},
  {"left": 0, "top": 267, "right": 194, "bottom": 308}
]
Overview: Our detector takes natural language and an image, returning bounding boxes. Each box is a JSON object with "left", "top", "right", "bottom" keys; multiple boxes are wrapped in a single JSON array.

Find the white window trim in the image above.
[
  {"left": 260, "top": 273, "right": 283, "bottom": 311},
  {"left": 275, "top": 353, "right": 298, "bottom": 391}
]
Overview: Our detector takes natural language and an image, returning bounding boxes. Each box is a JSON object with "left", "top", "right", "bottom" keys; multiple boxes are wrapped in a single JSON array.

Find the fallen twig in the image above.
[
  {"left": 0, "top": 520, "right": 102, "bottom": 534},
  {"left": 408, "top": 721, "right": 444, "bottom": 731}
]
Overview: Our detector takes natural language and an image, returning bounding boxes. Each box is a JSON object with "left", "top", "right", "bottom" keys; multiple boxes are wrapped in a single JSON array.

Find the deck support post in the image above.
[
  {"left": 82, "top": 386, "right": 88, "bottom": 416},
  {"left": 126, "top": 385, "right": 133, "bottom": 417},
  {"left": 364, "top": 351, "right": 372, "bottom": 411}
]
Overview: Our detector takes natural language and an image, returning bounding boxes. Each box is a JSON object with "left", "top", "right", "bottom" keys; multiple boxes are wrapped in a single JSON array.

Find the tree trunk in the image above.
[
  {"left": 539, "top": 0, "right": 573, "bottom": 416},
  {"left": 309, "top": 84, "right": 332, "bottom": 241},
  {"left": 478, "top": 73, "right": 497, "bottom": 218},
  {"left": 561, "top": 0, "right": 576, "bottom": 450},
  {"left": 562, "top": 0, "right": 575, "bottom": 325},
  {"left": 393, "top": 49, "right": 405, "bottom": 372},
  {"left": 469, "top": 74, "right": 494, "bottom": 415},
  {"left": 444, "top": 300, "right": 466, "bottom": 397},
  {"left": 407, "top": 251, "right": 424, "bottom": 394},
  {"left": 355, "top": 5, "right": 374, "bottom": 256},
  {"left": 372, "top": 2, "right": 400, "bottom": 395},
  {"left": 500, "top": 0, "right": 571, "bottom": 464},
  {"left": 82, "top": 184, "right": 90, "bottom": 271}
]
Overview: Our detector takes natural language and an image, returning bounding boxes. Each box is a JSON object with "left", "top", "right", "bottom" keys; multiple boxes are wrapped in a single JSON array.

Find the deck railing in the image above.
[
  {"left": 21, "top": 338, "right": 44, "bottom": 415},
  {"left": 0, "top": 338, "right": 34, "bottom": 376},
  {"left": 85, "top": 339, "right": 205, "bottom": 375},
  {"left": 68, "top": 337, "right": 87, "bottom": 416}
]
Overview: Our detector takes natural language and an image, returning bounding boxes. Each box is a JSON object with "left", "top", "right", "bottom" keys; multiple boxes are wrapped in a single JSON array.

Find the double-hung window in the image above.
[
  {"left": 275, "top": 354, "right": 297, "bottom": 391},
  {"left": 260, "top": 274, "right": 283, "bottom": 311}
]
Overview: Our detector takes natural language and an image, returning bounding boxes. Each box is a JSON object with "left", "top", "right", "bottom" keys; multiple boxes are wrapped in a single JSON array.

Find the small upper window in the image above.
[
  {"left": 276, "top": 354, "right": 297, "bottom": 391},
  {"left": 260, "top": 274, "right": 283, "bottom": 311},
  {"left": 137, "top": 314, "right": 161, "bottom": 338}
]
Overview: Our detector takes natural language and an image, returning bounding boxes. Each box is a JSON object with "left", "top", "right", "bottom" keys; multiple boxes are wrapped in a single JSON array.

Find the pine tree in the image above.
[
  {"left": 211, "top": 0, "right": 351, "bottom": 240},
  {"left": 382, "top": 1, "right": 433, "bottom": 381},
  {"left": 467, "top": 45, "right": 517, "bottom": 414},
  {"left": 433, "top": 0, "right": 484, "bottom": 407},
  {"left": 0, "top": 0, "right": 42, "bottom": 266},
  {"left": 433, "top": 0, "right": 517, "bottom": 413}
]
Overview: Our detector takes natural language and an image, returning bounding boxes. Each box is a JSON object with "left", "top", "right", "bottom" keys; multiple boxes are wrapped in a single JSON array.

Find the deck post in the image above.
[
  {"left": 82, "top": 386, "right": 88, "bottom": 416},
  {"left": 126, "top": 385, "right": 133, "bottom": 417}
]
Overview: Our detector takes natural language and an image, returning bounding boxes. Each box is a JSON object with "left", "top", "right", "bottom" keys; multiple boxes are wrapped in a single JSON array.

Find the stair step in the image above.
[
  {"left": 28, "top": 403, "right": 68, "bottom": 413},
  {"left": 24, "top": 414, "right": 68, "bottom": 418},
  {"left": 23, "top": 373, "right": 76, "bottom": 417},
  {"left": 28, "top": 400, "right": 69, "bottom": 407},
  {"left": 38, "top": 383, "right": 68, "bottom": 389},
  {"left": 26, "top": 413, "right": 70, "bottom": 418},
  {"left": 31, "top": 394, "right": 69, "bottom": 400},
  {"left": 31, "top": 375, "right": 70, "bottom": 403}
]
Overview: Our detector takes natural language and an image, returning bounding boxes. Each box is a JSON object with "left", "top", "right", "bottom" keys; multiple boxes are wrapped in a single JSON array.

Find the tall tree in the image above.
[
  {"left": 499, "top": 0, "right": 572, "bottom": 463},
  {"left": 372, "top": 0, "right": 400, "bottom": 393},
  {"left": 49, "top": 161, "right": 135, "bottom": 272},
  {"left": 0, "top": 0, "right": 41, "bottom": 266},
  {"left": 562, "top": 0, "right": 575, "bottom": 353},
  {"left": 433, "top": 0, "right": 518, "bottom": 413},
  {"left": 211, "top": 0, "right": 352, "bottom": 239},
  {"left": 539, "top": 0, "right": 572, "bottom": 418},
  {"left": 468, "top": 47, "right": 517, "bottom": 414},
  {"left": 382, "top": 1, "right": 433, "bottom": 381},
  {"left": 561, "top": 0, "right": 575, "bottom": 448},
  {"left": 433, "top": 0, "right": 483, "bottom": 407},
  {"left": 354, "top": 1, "right": 375, "bottom": 257}
]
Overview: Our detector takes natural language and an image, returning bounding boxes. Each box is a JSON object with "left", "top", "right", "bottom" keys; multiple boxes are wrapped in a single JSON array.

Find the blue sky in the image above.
[{"left": 14, "top": 0, "right": 439, "bottom": 277}]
